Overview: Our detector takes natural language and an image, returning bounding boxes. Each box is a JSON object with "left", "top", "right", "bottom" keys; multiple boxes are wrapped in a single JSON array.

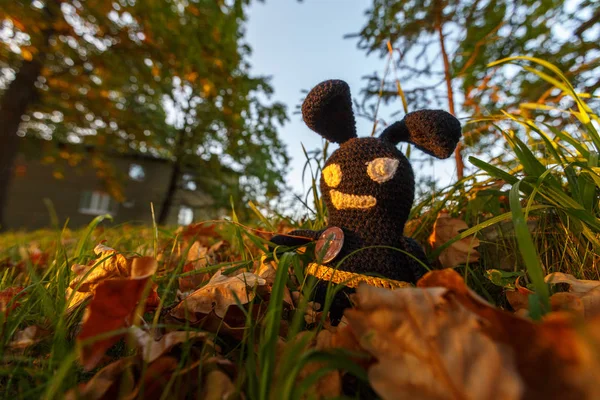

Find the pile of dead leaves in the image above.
[
  {"left": 6, "top": 219, "right": 600, "bottom": 399},
  {"left": 64, "top": 250, "right": 600, "bottom": 399},
  {"left": 342, "top": 269, "right": 600, "bottom": 399}
]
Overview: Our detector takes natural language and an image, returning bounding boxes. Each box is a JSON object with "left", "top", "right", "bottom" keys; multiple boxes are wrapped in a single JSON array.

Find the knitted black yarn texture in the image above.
[
  {"left": 380, "top": 110, "right": 462, "bottom": 159},
  {"left": 271, "top": 79, "right": 461, "bottom": 322},
  {"left": 301, "top": 80, "right": 357, "bottom": 144},
  {"left": 319, "top": 137, "right": 426, "bottom": 282}
]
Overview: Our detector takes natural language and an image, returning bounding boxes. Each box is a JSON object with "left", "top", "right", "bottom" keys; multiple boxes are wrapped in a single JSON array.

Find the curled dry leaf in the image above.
[
  {"left": 179, "top": 241, "right": 212, "bottom": 292},
  {"left": 345, "top": 283, "right": 523, "bottom": 400},
  {"left": 546, "top": 272, "right": 600, "bottom": 318},
  {"left": 428, "top": 211, "right": 480, "bottom": 268},
  {"left": 77, "top": 256, "right": 158, "bottom": 371},
  {"left": 0, "top": 286, "right": 25, "bottom": 316},
  {"left": 138, "top": 356, "right": 238, "bottom": 400},
  {"left": 550, "top": 292, "right": 584, "bottom": 316},
  {"left": 130, "top": 326, "right": 214, "bottom": 364},
  {"left": 505, "top": 276, "right": 534, "bottom": 315},
  {"left": 201, "top": 369, "right": 237, "bottom": 400},
  {"left": 417, "top": 269, "right": 600, "bottom": 399},
  {"left": 255, "top": 256, "right": 277, "bottom": 285},
  {"left": 67, "top": 244, "right": 135, "bottom": 311},
  {"left": 65, "top": 357, "right": 139, "bottom": 400},
  {"left": 70, "top": 244, "right": 131, "bottom": 290},
  {"left": 176, "top": 222, "right": 219, "bottom": 245},
  {"left": 255, "top": 256, "right": 294, "bottom": 307},
  {"left": 9, "top": 325, "right": 50, "bottom": 350},
  {"left": 170, "top": 270, "right": 266, "bottom": 323}
]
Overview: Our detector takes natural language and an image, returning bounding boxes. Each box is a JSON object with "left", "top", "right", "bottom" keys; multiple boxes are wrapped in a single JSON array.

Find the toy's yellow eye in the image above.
[
  {"left": 366, "top": 157, "right": 399, "bottom": 183},
  {"left": 323, "top": 163, "right": 342, "bottom": 187}
]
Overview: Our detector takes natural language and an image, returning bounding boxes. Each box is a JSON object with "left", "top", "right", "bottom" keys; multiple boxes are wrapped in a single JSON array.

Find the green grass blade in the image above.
[
  {"left": 509, "top": 181, "right": 550, "bottom": 317},
  {"left": 74, "top": 214, "right": 113, "bottom": 260}
]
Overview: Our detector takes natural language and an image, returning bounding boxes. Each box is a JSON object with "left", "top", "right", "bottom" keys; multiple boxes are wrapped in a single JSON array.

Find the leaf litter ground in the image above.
[{"left": 2, "top": 219, "right": 600, "bottom": 399}]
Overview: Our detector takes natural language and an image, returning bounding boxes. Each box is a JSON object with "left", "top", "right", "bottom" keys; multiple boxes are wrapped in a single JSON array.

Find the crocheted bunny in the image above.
[{"left": 271, "top": 79, "right": 461, "bottom": 321}]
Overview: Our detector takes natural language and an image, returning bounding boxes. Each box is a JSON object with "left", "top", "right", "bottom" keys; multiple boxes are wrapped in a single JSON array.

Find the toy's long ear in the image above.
[
  {"left": 379, "top": 110, "right": 461, "bottom": 159},
  {"left": 301, "top": 80, "right": 357, "bottom": 144}
]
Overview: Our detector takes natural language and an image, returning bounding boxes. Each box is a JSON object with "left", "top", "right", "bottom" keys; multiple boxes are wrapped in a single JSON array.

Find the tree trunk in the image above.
[
  {"left": 157, "top": 129, "right": 185, "bottom": 225},
  {"left": 435, "top": 10, "right": 464, "bottom": 181},
  {"left": 0, "top": 58, "right": 43, "bottom": 230},
  {"left": 157, "top": 159, "right": 182, "bottom": 225}
]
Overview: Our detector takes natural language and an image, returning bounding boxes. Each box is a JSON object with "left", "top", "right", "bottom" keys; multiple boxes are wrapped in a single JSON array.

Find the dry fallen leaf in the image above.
[
  {"left": 255, "top": 256, "right": 278, "bottom": 285},
  {"left": 65, "top": 357, "right": 139, "bottom": 400},
  {"left": 505, "top": 276, "right": 534, "bottom": 315},
  {"left": 170, "top": 270, "right": 266, "bottom": 323},
  {"left": 130, "top": 326, "right": 214, "bottom": 363},
  {"left": 545, "top": 272, "right": 600, "bottom": 318},
  {"left": 345, "top": 283, "right": 523, "bottom": 400},
  {"left": 428, "top": 211, "right": 480, "bottom": 268},
  {"left": 66, "top": 244, "right": 135, "bottom": 311},
  {"left": 9, "top": 325, "right": 50, "bottom": 350},
  {"left": 550, "top": 292, "right": 585, "bottom": 316},
  {"left": 176, "top": 222, "right": 219, "bottom": 245},
  {"left": 201, "top": 369, "right": 236, "bottom": 400},
  {"left": 418, "top": 269, "right": 600, "bottom": 399},
  {"left": 0, "top": 286, "right": 25, "bottom": 316},
  {"left": 77, "top": 256, "right": 158, "bottom": 370},
  {"left": 70, "top": 244, "right": 131, "bottom": 290},
  {"left": 179, "top": 241, "right": 212, "bottom": 292}
]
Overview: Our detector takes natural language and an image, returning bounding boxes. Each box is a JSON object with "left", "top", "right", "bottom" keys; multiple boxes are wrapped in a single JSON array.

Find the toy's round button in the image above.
[{"left": 315, "top": 227, "right": 344, "bottom": 263}]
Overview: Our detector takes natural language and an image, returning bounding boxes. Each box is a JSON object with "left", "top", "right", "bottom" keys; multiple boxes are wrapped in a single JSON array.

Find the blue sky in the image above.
[{"left": 246, "top": 0, "right": 458, "bottom": 199}]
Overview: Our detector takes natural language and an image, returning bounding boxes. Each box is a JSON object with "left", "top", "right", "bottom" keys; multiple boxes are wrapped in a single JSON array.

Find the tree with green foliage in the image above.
[
  {"left": 0, "top": 0, "right": 288, "bottom": 227},
  {"left": 350, "top": 0, "right": 600, "bottom": 180}
]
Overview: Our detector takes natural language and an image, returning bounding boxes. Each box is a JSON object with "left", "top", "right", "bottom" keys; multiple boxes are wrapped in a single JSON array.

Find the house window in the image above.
[
  {"left": 178, "top": 206, "right": 193, "bottom": 225},
  {"left": 79, "top": 191, "right": 117, "bottom": 215},
  {"left": 128, "top": 163, "right": 146, "bottom": 181},
  {"left": 182, "top": 174, "right": 197, "bottom": 191}
]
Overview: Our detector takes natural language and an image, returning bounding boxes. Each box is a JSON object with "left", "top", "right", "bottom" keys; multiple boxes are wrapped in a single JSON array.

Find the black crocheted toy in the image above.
[{"left": 271, "top": 79, "right": 461, "bottom": 321}]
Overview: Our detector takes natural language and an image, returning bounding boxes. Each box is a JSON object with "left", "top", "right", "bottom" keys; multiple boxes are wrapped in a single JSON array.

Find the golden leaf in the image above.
[
  {"left": 428, "top": 211, "right": 480, "bottom": 268},
  {"left": 546, "top": 272, "right": 600, "bottom": 318},
  {"left": 21, "top": 49, "right": 33, "bottom": 61},
  {"left": 52, "top": 171, "right": 64, "bottom": 180},
  {"left": 185, "top": 72, "right": 198, "bottom": 82},
  {"left": 10, "top": 18, "right": 26, "bottom": 31},
  {"left": 345, "top": 283, "right": 523, "bottom": 400},
  {"left": 170, "top": 270, "right": 266, "bottom": 322}
]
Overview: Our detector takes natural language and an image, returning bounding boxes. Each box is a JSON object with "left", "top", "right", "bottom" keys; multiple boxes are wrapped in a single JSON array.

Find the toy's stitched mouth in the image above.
[{"left": 330, "top": 190, "right": 376, "bottom": 210}]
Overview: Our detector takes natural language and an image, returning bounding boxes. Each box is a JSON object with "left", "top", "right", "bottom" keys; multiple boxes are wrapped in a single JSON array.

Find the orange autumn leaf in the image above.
[
  {"left": 546, "top": 272, "right": 600, "bottom": 318},
  {"left": 77, "top": 257, "right": 158, "bottom": 371},
  {"left": 9, "top": 17, "right": 26, "bottom": 31},
  {"left": 67, "top": 244, "right": 137, "bottom": 311},
  {"left": 345, "top": 281, "right": 523, "bottom": 400},
  {"left": 170, "top": 271, "right": 266, "bottom": 323},
  {"left": 428, "top": 211, "right": 480, "bottom": 268},
  {"left": 176, "top": 222, "right": 219, "bottom": 243},
  {"left": 178, "top": 241, "right": 212, "bottom": 292},
  {"left": 0, "top": 286, "right": 25, "bottom": 316},
  {"left": 65, "top": 357, "right": 139, "bottom": 400},
  {"left": 417, "top": 269, "right": 600, "bottom": 398},
  {"left": 505, "top": 276, "right": 534, "bottom": 315},
  {"left": 21, "top": 49, "right": 33, "bottom": 61},
  {"left": 70, "top": 244, "right": 131, "bottom": 291}
]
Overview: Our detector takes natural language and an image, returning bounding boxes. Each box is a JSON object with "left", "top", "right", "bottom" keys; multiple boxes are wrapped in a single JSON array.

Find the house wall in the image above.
[{"left": 3, "top": 153, "right": 198, "bottom": 230}]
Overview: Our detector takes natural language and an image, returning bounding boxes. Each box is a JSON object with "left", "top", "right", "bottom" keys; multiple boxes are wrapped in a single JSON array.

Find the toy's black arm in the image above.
[
  {"left": 402, "top": 237, "right": 430, "bottom": 281},
  {"left": 270, "top": 229, "right": 320, "bottom": 248}
]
